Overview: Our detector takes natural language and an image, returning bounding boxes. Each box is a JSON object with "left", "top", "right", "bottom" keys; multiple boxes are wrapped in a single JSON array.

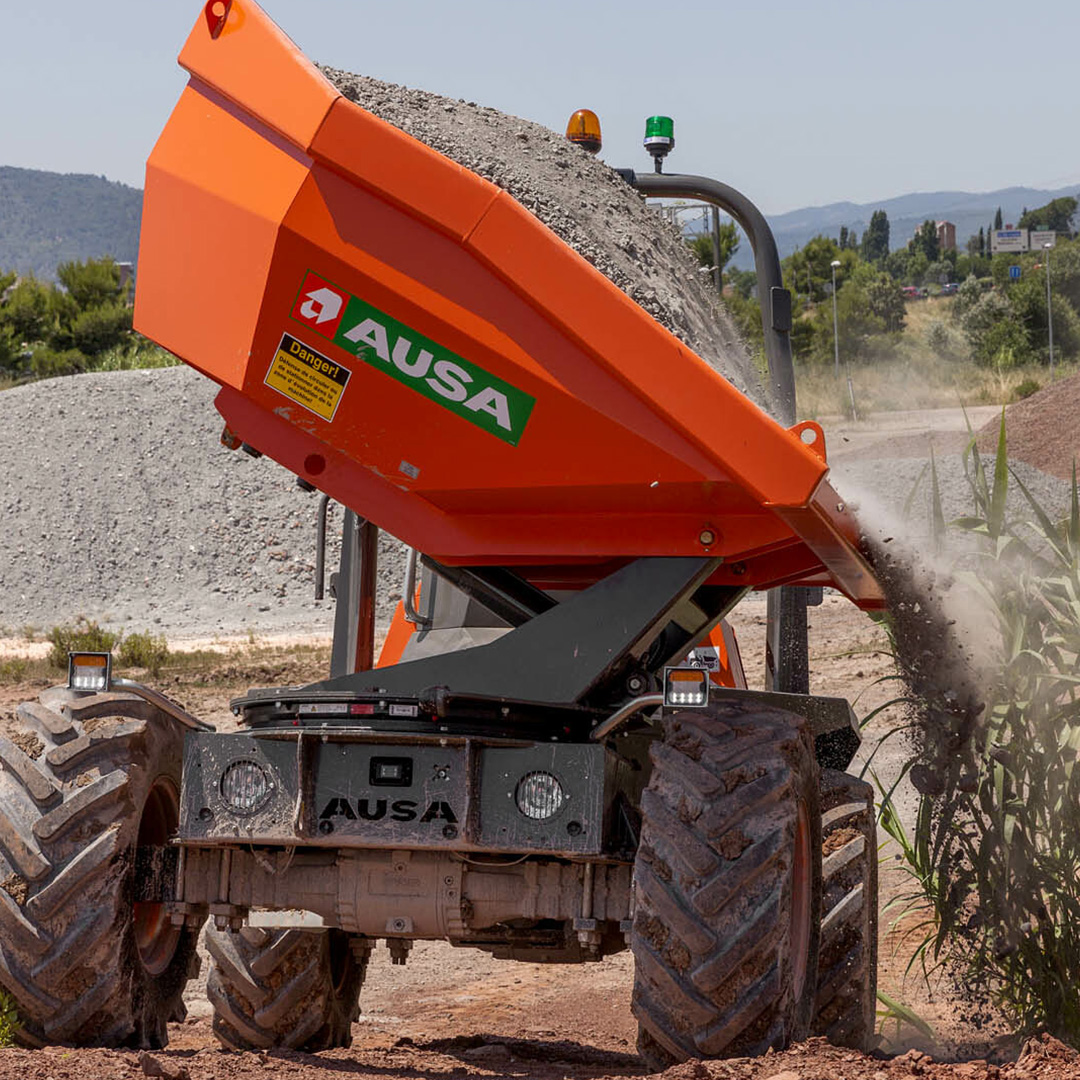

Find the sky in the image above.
[{"left": 1, "top": 0, "right": 1077, "bottom": 215}]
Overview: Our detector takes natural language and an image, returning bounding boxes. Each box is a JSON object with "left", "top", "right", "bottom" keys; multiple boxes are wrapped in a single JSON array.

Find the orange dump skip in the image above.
[{"left": 134, "top": 0, "right": 883, "bottom": 609}]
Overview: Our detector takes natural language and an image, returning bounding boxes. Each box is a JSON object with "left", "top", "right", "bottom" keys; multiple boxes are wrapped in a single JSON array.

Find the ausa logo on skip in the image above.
[{"left": 291, "top": 271, "right": 535, "bottom": 446}]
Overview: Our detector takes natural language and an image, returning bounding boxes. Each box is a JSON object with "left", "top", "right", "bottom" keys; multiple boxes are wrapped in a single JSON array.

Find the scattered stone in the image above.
[{"left": 137, "top": 1051, "right": 190, "bottom": 1080}]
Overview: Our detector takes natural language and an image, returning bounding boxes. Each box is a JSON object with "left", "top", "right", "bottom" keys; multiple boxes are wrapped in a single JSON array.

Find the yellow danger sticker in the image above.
[{"left": 265, "top": 333, "right": 351, "bottom": 421}]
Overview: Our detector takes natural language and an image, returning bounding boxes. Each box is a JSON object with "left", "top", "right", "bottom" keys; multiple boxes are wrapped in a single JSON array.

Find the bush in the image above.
[
  {"left": 1010, "top": 378, "right": 1042, "bottom": 401},
  {"left": 30, "top": 345, "right": 85, "bottom": 379},
  {"left": 47, "top": 618, "right": 118, "bottom": 669},
  {"left": 70, "top": 303, "right": 132, "bottom": 358},
  {"left": 0, "top": 658, "right": 28, "bottom": 684},
  {"left": 118, "top": 631, "right": 169, "bottom": 674},
  {"left": 926, "top": 320, "right": 950, "bottom": 357}
]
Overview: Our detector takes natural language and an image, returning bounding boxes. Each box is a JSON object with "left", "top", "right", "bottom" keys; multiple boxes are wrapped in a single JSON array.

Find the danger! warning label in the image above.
[{"left": 265, "top": 333, "right": 351, "bottom": 421}]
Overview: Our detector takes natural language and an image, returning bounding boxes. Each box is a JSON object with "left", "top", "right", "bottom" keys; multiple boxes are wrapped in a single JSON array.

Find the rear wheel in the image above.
[
  {"left": 813, "top": 768, "right": 878, "bottom": 1050},
  {"left": 0, "top": 688, "right": 198, "bottom": 1047},
  {"left": 632, "top": 702, "right": 821, "bottom": 1067},
  {"left": 207, "top": 926, "right": 365, "bottom": 1050}
]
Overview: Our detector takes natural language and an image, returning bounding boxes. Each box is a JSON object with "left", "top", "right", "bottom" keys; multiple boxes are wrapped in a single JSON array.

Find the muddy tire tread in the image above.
[
  {"left": 206, "top": 926, "right": 364, "bottom": 1051},
  {"left": 813, "top": 768, "right": 878, "bottom": 1051},
  {"left": 632, "top": 702, "right": 821, "bottom": 1068},
  {"left": 0, "top": 691, "right": 199, "bottom": 1047}
]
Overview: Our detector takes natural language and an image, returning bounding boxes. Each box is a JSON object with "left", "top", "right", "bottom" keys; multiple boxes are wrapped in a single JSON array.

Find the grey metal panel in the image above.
[
  {"left": 329, "top": 511, "right": 361, "bottom": 679},
  {"left": 313, "top": 743, "right": 468, "bottom": 844},
  {"left": 178, "top": 732, "right": 608, "bottom": 856},
  {"left": 311, "top": 556, "right": 720, "bottom": 705},
  {"left": 478, "top": 744, "right": 605, "bottom": 853},
  {"left": 180, "top": 733, "right": 298, "bottom": 841}
]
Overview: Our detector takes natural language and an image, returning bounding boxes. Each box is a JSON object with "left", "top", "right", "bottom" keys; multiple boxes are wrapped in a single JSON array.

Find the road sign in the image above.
[
  {"left": 992, "top": 229, "right": 1028, "bottom": 253},
  {"left": 1033, "top": 231, "right": 1057, "bottom": 249},
  {"left": 1009, "top": 265, "right": 1022, "bottom": 282}
]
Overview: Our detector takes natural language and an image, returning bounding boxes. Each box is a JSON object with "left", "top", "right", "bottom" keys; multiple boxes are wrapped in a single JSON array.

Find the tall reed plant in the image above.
[{"left": 876, "top": 412, "right": 1080, "bottom": 1041}]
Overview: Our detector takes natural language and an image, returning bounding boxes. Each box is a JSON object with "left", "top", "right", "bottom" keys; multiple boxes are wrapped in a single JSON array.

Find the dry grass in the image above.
[
  {"left": 796, "top": 298, "right": 1071, "bottom": 418},
  {"left": 0, "top": 638, "right": 333, "bottom": 687}
]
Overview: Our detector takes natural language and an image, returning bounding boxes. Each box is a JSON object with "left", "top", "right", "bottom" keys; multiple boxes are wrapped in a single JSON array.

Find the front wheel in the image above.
[
  {"left": 0, "top": 688, "right": 199, "bottom": 1047},
  {"left": 632, "top": 702, "right": 821, "bottom": 1067}
]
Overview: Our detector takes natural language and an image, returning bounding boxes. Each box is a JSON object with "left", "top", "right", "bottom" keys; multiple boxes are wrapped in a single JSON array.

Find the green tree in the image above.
[
  {"left": 1009, "top": 272, "right": 1080, "bottom": 362},
  {"left": 864, "top": 271, "right": 906, "bottom": 332},
  {"left": 782, "top": 235, "right": 851, "bottom": 303},
  {"left": 0, "top": 325, "right": 21, "bottom": 372},
  {"left": 70, "top": 303, "right": 133, "bottom": 357},
  {"left": 1, "top": 277, "right": 54, "bottom": 343},
  {"left": 907, "top": 250, "right": 930, "bottom": 286},
  {"left": 727, "top": 268, "right": 757, "bottom": 301},
  {"left": 861, "top": 210, "right": 890, "bottom": 263},
  {"left": 953, "top": 274, "right": 983, "bottom": 320},
  {"left": 884, "top": 248, "right": 911, "bottom": 283},
  {"left": 994, "top": 206, "right": 1004, "bottom": 230},
  {"left": 1019, "top": 196, "right": 1078, "bottom": 235},
  {"left": 910, "top": 219, "right": 940, "bottom": 264},
  {"left": 56, "top": 257, "right": 125, "bottom": 310},
  {"left": 689, "top": 221, "right": 739, "bottom": 281},
  {"left": 924, "top": 259, "right": 952, "bottom": 287},
  {"left": 960, "top": 290, "right": 1028, "bottom": 366}
]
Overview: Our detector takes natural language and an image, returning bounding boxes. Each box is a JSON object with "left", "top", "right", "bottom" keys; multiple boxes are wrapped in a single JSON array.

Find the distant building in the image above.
[{"left": 935, "top": 221, "right": 956, "bottom": 252}]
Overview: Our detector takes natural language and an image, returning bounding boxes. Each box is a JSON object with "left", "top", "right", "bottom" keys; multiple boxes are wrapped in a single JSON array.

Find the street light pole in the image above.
[
  {"left": 1044, "top": 241, "right": 1055, "bottom": 381},
  {"left": 830, "top": 259, "right": 842, "bottom": 378}
]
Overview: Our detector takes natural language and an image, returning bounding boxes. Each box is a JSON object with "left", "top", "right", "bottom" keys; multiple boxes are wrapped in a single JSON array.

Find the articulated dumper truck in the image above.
[{"left": 0, "top": 0, "right": 884, "bottom": 1064}]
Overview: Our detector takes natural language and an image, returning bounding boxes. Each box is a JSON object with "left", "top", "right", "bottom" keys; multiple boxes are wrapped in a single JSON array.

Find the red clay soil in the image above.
[
  {"left": 976, "top": 372, "right": 1080, "bottom": 480},
  {"left": 832, "top": 374, "right": 1080, "bottom": 472},
  {"left": 0, "top": 1033, "right": 1077, "bottom": 1080}
]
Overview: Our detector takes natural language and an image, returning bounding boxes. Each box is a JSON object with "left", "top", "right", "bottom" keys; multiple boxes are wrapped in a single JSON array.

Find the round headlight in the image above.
[
  {"left": 515, "top": 771, "right": 565, "bottom": 820},
  {"left": 220, "top": 760, "right": 269, "bottom": 813}
]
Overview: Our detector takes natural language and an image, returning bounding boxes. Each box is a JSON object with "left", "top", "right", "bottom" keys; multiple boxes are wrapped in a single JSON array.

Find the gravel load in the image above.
[
  {"left": 0, "top": 366, "right": 407, "bottom": 639},
  {"left": 320, "top": 66, "right": 764, "bottom": 407}
]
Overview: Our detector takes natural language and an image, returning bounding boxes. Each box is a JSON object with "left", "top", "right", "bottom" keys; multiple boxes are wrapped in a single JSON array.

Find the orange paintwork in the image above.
[
  {"left": 376, "top": 601, "right": 415, "bottom": 669},
  {"left": 134, "top": 0, "right": 883, "bottom": 609}
]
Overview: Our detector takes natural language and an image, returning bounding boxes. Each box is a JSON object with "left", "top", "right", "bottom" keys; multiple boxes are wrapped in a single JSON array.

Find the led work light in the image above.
[
  {"left": 67, "top": 652, "right": 112, "bottom": 693},
  {"left": 663, "top": 667, "right": 709, "bottom": 708}
]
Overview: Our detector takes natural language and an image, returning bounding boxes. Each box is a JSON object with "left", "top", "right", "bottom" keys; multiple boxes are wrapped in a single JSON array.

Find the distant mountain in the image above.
[
  {"left": 0, "top": 166, "right": 141, "bottom": 280},
  {"left": 6, "top": 162, "right": 1079, "bottom": 286},
  {"left": 692, "top": 184, "right": 1080, "bottom": 270}
]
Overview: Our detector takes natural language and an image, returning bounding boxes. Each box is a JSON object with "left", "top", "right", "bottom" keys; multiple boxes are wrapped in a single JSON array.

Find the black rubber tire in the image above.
[
  {"left": 632, "top": 702, "right": 821, "bottom": 1068},
  {"left": 0, "top": 687, "right": 199, "bottom": 1047},
  {"left": 813, "top": 768, "right": 878, "bottom": 1051},
  {"left": 207, "top": 926, "right": 365, "bottom": 1050}
]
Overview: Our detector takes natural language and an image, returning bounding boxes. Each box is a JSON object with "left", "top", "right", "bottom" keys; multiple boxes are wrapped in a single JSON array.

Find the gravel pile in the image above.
[
  {"left": 320, "top": 66, "right": 764, "bottom": 407},
  {"left": 976, "top": 371, "right": 1080, "bottom": 480},
  {"left": 0, "top": 366, "right": 408, "bottom": 639}
]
